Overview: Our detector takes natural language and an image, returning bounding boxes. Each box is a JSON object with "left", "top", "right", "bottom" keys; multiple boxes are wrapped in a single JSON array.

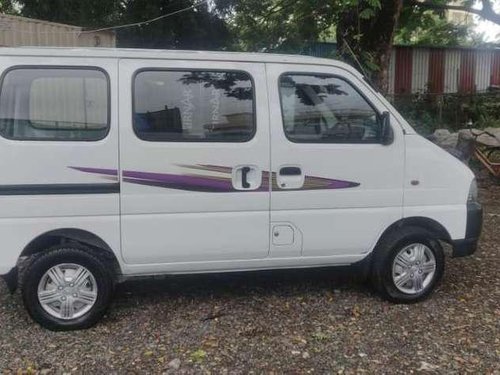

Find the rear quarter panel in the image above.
[{"left": 0, "top": 56, "right": 121, "bottom": 274}]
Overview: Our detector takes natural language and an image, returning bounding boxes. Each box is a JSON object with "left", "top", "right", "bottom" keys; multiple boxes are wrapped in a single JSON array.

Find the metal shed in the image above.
[
  {"left": 0, "top": 14, "right": 115, "bottom": 48},
  {"left": 302, "top": 42, "right": 500, "bottom": 95},
  {"left": 388, "top": 46, "right": 500, "bottom": 95}
]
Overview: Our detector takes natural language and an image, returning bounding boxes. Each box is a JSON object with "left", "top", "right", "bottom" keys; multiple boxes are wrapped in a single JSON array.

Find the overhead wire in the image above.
[
  {"left": 0, "top": 0, "right": 210, "bottom": 35},
  {"left": 81, "top": 0, "right": 210, "bottom": 34}
]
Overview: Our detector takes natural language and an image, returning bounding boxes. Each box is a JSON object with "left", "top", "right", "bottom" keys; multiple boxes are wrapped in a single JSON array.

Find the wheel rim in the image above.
[
  {"left": 37, "top": 263, "right": 98, "bottom": 320},
  {"left": 391, "top": 243, "right": 437, "bottom": 295}
]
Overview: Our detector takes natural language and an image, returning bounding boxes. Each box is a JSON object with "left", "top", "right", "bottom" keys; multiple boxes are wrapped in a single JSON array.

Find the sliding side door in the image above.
[{"left": 118, "top": 59, "right": 271, "bottom": 270}]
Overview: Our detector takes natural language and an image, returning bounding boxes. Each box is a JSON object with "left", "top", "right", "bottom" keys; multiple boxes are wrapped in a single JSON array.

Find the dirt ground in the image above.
[{"left": 0, "top": 181, "right": 499, "bottom": 374}]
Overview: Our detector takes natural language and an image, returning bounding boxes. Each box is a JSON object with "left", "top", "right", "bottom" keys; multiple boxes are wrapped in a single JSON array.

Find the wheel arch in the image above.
[
  {"left": 7, "top": 228, "right": 122, "bottom": 293},
  {"left": 375, "top": 216, "right": 452, "bottom": 250},
  {"left": 21, "top": 228, "right": 115, "bottom": 257}
]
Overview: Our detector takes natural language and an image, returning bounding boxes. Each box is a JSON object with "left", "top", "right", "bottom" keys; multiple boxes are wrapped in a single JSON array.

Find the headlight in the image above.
[{"left": 468, "top": 179, "right": 478, "bottom": 203}]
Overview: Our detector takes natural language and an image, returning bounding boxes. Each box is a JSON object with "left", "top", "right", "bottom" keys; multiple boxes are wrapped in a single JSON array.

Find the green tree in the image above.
[
  {"left": 396, "top": 9, "right": 472, "bottom": 46},
  {"left": 10, "top": 0, "right": 232, "bottom": 50},
  {"left": 0, "top": 0, "right": 17, "bottom": 14},
  {"left": 216, "top": 0, "right": 400, "bottom": 91},
  {"left": 409, "top": 0, "right": 500, "bottom": 26},
  {"left": 217, "top": 0, "right": 500, "bottom": 93},
  {"left": 14, "top": 0, "right": 121, "bottom": 27},
  {"left": 117, "top": 0, "right": 232, "bottom": 50},
  {"left": 335, "top": 0, "right": 401, "bottom": 93}
]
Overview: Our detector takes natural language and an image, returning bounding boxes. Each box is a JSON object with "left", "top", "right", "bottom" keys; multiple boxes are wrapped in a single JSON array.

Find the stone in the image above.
[
  {"left": 167, "top": 358, "right": 181, "bottom": 370},
  {"left": 430, "top": 129, "right": 458, "bottom": 149},
  {"left": 459, "top": 127, "right": 500, "bottom": 147},
  {"left": 433, "top": 128, "right": 451, "bottom": 139},
  {"left": 418, "top": 361, "right": 439, "bottom": 371},
  {"left": 455, "top": 130, "right": 476, "bottom": 161}
]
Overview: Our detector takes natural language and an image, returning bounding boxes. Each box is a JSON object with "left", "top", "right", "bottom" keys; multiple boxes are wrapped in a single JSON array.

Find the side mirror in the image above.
[{"left": 380, "top": 111, "right": 393, "bottom": 145}]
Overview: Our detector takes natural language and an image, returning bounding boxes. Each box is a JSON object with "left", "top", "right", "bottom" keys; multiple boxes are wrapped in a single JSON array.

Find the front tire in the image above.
[
  {"left": 371, "top": 226, "right": 445, "bottom": 303},
  {"left": 22, "top": 246, "right": 114, "bottom": 331}
]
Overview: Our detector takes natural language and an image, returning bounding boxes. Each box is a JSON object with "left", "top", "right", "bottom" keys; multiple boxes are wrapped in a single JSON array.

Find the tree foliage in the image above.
[
  {"left": 0, "top": 0, "right": 17, "bottom": 14},
  {"left": 410, "top": 0, "right": 500, "bottom": 26},
  {"left": 216, "top": 0, "right": 400, "bottom": 90},
  {"left": 214, "top": 0, "right": 347, "bottom": 52},
  {"left": 397, "top": 7, "right": 473, "bottom": 46},
  {"left": 2, "top": 0, "right": 498, "bottom": 92},
  {"left": 216, "top": 0, "right": 498, "bottom": 92},
  {"left": 13, "top": 0, "right": 121, "bottom": 27},
  {"left": 117, "top": 0, "right": 232, "bottom": 49},
  {"left": 6, "top": 0, "right": 232, "bottom": 50}
]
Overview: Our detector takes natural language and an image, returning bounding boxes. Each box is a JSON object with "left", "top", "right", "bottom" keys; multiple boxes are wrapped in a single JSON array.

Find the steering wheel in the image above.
[
  {"left": 302, "top": 118, "right": 322, "bottom": 135},
  {"left": 327, "top": 121, "right": 352, "bottom": 141}
]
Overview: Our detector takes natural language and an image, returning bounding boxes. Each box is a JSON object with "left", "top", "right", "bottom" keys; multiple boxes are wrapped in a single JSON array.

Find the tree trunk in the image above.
[{"left": 336, "top": 0, "right": 403, "bottom": 94}]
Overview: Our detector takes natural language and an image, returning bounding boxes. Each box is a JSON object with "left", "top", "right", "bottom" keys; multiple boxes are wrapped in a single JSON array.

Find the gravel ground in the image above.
[{"left": 1, "top": 183, "right": 499, "bottom": 374}]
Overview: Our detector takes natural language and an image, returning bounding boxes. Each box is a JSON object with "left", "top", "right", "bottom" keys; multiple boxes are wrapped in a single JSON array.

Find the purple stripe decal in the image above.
[
  {"left": 123, "top": 170, "right": 235, "bottom": 192},
  {"left": 123, "top": 177, "right": 234, "bottom": 193},
  {"left": 69, "top": 166, "right": 119, "bottom": 182},
  {"left": 70, "top": 165, "right": 359, "bottom": 192},
  {"left": 69, "top": 166, "right": 118, "bottom": 176},
  {"left": 304, "top": 175, "right": 360, "bottom": 189}
]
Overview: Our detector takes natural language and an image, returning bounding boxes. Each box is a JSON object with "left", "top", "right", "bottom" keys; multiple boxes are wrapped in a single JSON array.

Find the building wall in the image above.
[{"left": 0, "top": 14, "right": 115, "bottom": 48}]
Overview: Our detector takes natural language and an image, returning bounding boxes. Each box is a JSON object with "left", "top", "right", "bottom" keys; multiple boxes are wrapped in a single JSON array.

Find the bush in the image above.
[{"left": 388, "top": 90, "right": 500, "bottom": 135}]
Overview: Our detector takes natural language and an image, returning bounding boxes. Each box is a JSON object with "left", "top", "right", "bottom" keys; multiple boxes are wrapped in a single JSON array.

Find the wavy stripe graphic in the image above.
[{"left": 70, "top": 165, "right": 359, "bottom": 192}]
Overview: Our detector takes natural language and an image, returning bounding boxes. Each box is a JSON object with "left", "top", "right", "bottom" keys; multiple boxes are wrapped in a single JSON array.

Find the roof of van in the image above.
[{"left": 0, "top": 46, "right": 361, "bottom": 76}]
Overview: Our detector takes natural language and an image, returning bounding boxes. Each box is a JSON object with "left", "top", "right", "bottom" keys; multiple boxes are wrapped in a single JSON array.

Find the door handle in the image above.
[
  {"left": 277, "top": 165, "right": 304, "bottom": 189},
  {"left": 241, "top": 166, "right": 251, "bottom": 188},
  {"left": 279, "top": 166, "right": 302, "bottom": 176}
]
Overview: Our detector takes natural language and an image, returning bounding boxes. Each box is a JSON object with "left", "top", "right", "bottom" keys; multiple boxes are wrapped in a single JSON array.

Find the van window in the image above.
[
  {"left": 133, "top": 70, "right": 255, "bottom": 142},
  {"left": 0, "top": 67, "right": 109, "bottom": 141},
  {"left": 279, "top": 73, "right": 382, "bottom": 143}
]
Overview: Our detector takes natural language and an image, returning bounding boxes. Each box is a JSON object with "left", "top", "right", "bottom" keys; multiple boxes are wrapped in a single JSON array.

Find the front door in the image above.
[
  {"left": 118, "top": 59, "right": 270, "bottom": 267},
  {"left": 266, "top": 63, "right": 404, "bottom": 261}
]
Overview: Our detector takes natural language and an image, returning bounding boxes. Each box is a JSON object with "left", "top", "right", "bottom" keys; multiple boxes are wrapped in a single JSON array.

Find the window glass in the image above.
[
  {"left": 133, "top": 70, "right": 255, "bottom": 142},
  {"left": 0, "top": 68, "right": 109, "bottom": 141},
  {"left": 279, "top": 74, "right": 381, "bottom": 143}
]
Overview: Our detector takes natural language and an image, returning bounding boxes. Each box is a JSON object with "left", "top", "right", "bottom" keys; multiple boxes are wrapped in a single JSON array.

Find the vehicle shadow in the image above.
[{"left": 112, "top": 265, "right": 373, "bottom": 303}]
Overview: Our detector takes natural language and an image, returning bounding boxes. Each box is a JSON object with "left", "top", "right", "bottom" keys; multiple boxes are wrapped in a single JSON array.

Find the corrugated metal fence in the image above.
[
  {"left": 388, "top": 46, "right": 500, "bottom": 95},
  {"left": 302, "top": 43, "right": 500, "bottom": 95}
]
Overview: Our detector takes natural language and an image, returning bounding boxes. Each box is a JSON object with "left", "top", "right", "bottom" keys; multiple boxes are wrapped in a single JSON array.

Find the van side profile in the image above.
[{"left": 0, "top": 48, "right": 482, "bottom": 330}]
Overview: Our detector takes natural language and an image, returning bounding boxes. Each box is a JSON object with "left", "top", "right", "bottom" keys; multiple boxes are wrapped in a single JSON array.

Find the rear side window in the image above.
[
  {"left": 0, "top": 67, "right": 109, "bottom": 141},
  {"left": 279, "top": 73, "right": 382, "bottom": 143},
  {"left": 133, "top": 70, "right": 255, "bottom": 142}
]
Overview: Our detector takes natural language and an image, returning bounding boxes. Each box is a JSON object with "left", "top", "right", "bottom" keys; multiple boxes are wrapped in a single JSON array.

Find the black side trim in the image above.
[
  {"left": 279, "top": 166, "right": 302, "bottom": 176},
  {"left": 0, "top": 183, "right": 120, "bottom": 195},
  {"left": 452, "top": 202, "right": 483, "bottom": 257},
  {"left": 1, "top": 266, "right": 18, "bottom": 293},
  {"left": 452, "top": 238, "right": 479, "bottom": 257},
  {"left": 465, "top": 202, "right": 483, "bottom": 239}
]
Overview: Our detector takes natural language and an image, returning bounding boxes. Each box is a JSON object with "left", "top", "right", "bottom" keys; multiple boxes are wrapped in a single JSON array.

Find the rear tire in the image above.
[
  {"left": 22, "top": 246, "right": 114, "bottom": 331},
  {"left": 371, "top": 226, "right": 445, "bottom": 303}
]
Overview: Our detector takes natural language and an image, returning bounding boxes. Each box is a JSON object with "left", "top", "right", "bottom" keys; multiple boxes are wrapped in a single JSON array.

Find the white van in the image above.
[{"left": 0, "top": 48, "right": 482, "bottom": 330}]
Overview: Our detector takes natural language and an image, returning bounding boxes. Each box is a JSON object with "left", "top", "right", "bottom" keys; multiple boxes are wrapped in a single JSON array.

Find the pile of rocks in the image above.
[{"left": 428, "top": 127, "right": 500, "bottom": 161}]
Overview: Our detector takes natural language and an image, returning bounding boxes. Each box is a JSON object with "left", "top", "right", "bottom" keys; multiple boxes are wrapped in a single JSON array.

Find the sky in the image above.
[{"left": 473, "top": 0, "right": 500, "bottom": 42}]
